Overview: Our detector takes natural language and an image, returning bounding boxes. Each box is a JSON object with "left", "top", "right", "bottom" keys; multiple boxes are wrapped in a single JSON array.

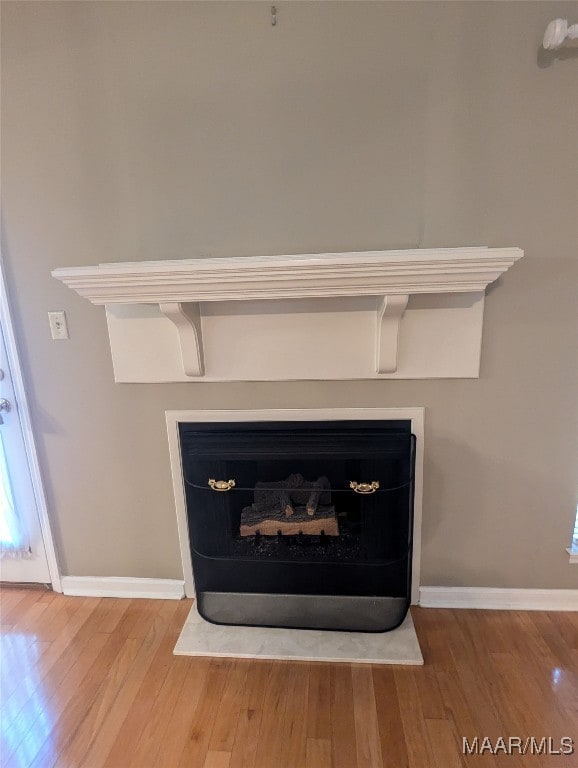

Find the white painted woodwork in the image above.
[
  {"left": 1, "top": 258, "right": 61, "bottom": 590},
  {"left": 53, "top": 247, "right": 523, "bottom": 382},
  {"left": 376, "top": 294, "right": 409, "bottom": 373},
  {"left": 419, "top": 587, "right": 578, "bottom": 611},
  {"left": 52, "top": 247, "right": 523, "bottom": 303},
  {"left": 159, "top": 302, "right": 204, "bottom": 377},
  {"left": 61, "top": 576, "right": 185, "bottom": 599},
  {"left": 165, "top": 407, "right": 425, "bottom": 604},
  {"left": 105, "top": 293, "right": 485, "bottom": 381}
]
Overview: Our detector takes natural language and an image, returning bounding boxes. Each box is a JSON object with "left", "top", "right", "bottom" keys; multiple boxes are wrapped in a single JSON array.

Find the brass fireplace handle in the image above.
[
  {"left": 208, "top": 478, "right": 236, "bottom": 492},
  {"left": 350, "top": 481, "right": 380, "bottom": 495}
]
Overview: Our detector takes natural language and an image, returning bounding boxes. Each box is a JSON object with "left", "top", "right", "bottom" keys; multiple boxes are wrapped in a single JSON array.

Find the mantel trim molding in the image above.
[{"left": 53, "top": 247, "right": 522, "bottom": 305}]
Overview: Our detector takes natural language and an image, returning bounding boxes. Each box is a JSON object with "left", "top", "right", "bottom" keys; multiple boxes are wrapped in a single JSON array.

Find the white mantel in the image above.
[{"left": 53, "top": 247, "right": 523, "bottom": 382}]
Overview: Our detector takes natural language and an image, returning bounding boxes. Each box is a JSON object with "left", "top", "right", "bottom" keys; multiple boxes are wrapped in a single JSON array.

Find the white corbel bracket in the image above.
[
  {"left": 376, "top": 294, "right": 409, "bottom": 374},
  {"left": 159, "top": 302, "right": 204, "bottom": 377}
]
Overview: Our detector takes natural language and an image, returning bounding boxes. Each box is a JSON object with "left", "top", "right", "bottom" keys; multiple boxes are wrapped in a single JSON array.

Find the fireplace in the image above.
[{"left": 179, "top": 419, "right": 416, "bottom": 632}]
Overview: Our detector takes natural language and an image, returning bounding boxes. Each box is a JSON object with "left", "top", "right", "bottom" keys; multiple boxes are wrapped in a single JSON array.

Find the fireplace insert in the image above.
[{"left": 179, "top": 420, "right": 416, "bottom": 632}]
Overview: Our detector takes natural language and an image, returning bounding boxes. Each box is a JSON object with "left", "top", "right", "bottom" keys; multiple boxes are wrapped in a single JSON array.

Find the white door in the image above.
[{"left": 0, "top": 321, "right": 51, "bottom": 583}]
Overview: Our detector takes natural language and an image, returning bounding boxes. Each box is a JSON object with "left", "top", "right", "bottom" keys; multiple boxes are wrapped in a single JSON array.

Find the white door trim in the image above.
[
  {"left": 165, "top": 407, "right": 425, "bottom": 604},
  {"left": 0, "top": 258, "right": 62, "bottom": 591}
]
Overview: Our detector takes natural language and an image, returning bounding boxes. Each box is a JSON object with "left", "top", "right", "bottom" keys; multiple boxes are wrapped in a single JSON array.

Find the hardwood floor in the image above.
[{"left": 1, "top": 587, "right": 577, "bottom": 768}]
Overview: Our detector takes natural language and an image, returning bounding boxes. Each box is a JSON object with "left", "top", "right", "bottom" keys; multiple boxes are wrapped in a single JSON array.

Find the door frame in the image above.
[{"left": 0, "top": 257, "right": 61, "bottom": 591}]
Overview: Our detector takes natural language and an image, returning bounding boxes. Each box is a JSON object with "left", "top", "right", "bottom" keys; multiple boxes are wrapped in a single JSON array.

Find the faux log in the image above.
[
  {"left": 252, "top": 474, "right": 331, "bottom": 518},
  {"left": 240, "top": 505, "right": 339, "bottom": 537}
]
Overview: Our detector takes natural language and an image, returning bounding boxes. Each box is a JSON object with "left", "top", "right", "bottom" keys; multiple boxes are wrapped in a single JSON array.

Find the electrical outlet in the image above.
[{"left": 48, "top": 310, "right": 69, "bottom": 340}]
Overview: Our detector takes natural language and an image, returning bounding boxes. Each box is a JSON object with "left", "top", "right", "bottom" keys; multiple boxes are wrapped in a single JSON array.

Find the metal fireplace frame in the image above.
[{"left": 166, "top": 407, "right": 424, "bottom": 605}]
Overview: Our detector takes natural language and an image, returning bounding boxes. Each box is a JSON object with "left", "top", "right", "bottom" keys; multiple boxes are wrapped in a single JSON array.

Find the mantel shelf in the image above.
[
  {"left": 53, "top": 247, "right": 522, "bottom": 305},
  {"left": 52, "top": 247, "right": 523, "bottom": 382}
]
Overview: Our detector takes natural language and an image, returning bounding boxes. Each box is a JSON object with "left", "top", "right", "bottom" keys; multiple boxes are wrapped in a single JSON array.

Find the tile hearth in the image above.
[{"left": 174, "top": 603, "right": 423, "bottom": 665}]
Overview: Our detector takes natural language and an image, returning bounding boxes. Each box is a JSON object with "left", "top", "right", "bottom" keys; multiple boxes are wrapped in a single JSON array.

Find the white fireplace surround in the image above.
[
  {"left": 53, "top": 247, "right": 523, "bottom": 382},
  {"left": 165, "top": 406, "right": 425, "bottom": 605}
]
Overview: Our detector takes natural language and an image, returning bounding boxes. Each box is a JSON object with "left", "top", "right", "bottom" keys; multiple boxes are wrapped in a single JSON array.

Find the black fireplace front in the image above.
[{"left": 179, "top": 420, "right": 416, "bottom": 632}]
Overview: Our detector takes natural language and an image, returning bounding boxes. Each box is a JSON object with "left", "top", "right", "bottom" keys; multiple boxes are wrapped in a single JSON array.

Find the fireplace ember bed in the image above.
[{"left": 180, "top": 420, "right": 416, "bottom": 632}]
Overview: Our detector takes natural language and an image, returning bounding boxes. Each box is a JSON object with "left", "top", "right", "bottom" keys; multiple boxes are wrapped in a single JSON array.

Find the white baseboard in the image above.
[
  {"left": 60, "top": 579, "right": 578, "bottom": 609},
  {"left": 419, "top": 587, "right": 578, "bottom": 611},
  {"left": 61, "top": 576, "right": 185, "bottom": 600}
]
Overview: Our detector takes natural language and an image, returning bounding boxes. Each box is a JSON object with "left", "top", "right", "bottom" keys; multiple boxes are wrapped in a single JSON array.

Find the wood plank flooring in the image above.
[{"left": 1, "top": 587, "right": 577, "bottom": 768}]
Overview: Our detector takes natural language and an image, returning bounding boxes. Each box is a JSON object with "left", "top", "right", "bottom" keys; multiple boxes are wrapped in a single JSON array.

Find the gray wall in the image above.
[{"left": 2, "top": 1, "right": 577, "bottom": 588}]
